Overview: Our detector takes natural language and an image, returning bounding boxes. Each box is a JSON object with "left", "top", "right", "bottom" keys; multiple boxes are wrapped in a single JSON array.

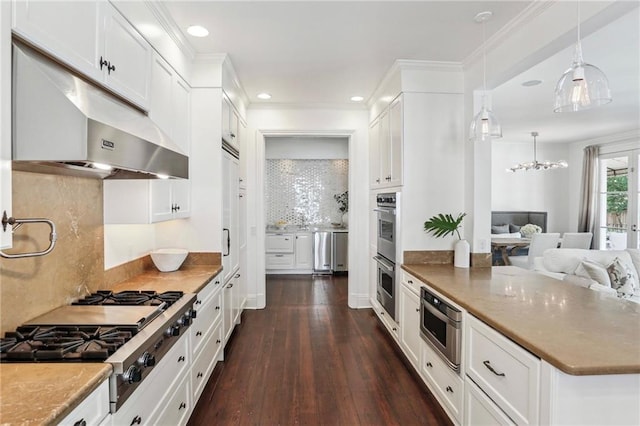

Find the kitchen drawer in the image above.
[
  {"left": 191, "top": 291, "right": 222, "bottom": 356},
  {"left": 59, "top": 379, "right": 110, "bottom": 426},
  {"left": 466, "top": 315, "right": 540, "bottom": 425},
  {"left": 266, "top": 253, "right": 295, "bottom": 269},
  {"left": 194, "top": 275, "right": 222, "bottom": 308},
  {"left": 192, "top": 320, "right": 224, "bottom": 402},
  {"left": 401, "top": 271, "right": 422, "bottom": 295},
  {"left": 464, "top": 377, "right": 515, "bottom": 426},
  {"left": 265, "top": 234, "right": 294, "bottom": 253},
  {"left": 153, "top": 374, "right": 191, "bottom": 426},
  {"left": 421, "top": 340, "right": 463, "bottom": 423}
]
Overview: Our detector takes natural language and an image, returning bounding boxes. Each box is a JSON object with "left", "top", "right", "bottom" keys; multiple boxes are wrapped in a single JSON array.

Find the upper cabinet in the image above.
[
  {"left": 370, "top": 94, "right": 403, "bottom": 189},
  {"left": 149, "top": 52, "right": 191, "bottom": 154},
  {"left": 12, "top": 1, "right": 151, "bottom": 110},
  {"left": 222, "top": 93, "right": 241, "bottom": 151}
]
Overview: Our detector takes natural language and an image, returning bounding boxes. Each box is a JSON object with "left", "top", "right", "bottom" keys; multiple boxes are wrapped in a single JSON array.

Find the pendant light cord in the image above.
[{"left": 482, "top": 18, "right": 487, "bottom": 94}]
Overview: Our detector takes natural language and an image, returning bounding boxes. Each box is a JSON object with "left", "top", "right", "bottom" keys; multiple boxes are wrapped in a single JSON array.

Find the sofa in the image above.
[{"left": 533, "top": 248, "right": 640, "bottom": 303}]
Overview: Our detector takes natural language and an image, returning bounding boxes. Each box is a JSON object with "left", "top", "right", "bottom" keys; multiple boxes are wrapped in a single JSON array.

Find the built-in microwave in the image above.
[{"left": 420, "top": 287, "right": 462, "bottom": 371}]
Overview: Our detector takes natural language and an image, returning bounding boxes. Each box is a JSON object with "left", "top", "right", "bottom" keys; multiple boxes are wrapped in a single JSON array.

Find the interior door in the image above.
[{"left": 598, "top": 149, "right": 639, "bottom": 249}]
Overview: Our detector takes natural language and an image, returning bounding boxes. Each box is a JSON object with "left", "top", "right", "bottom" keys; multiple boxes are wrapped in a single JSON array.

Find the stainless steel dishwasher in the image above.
[
  {"left": 313, "top": 231, "right": 332, "bottom": 273},
  {"left": 332, "top": 231, "right": 348, "bottom": 272}
]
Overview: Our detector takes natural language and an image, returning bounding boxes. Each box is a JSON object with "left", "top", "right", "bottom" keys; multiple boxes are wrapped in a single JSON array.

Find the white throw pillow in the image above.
[
  {"left": 578, "top": 259, "right": 612, "bottom": 287},
  {"left": 491, "top": 232, "right": 522, "bottom": 239},
  {"left": 607, "top": 257, "right": 638, "bottom": 299}
]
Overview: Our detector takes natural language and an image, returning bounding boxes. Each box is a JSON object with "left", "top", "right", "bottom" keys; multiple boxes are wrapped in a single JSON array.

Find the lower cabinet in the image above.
[
  {"left": 223, "top": 275, "right": 235, "bottom": 342},
  {"left": 154, "top": 374, "right": 191, "bottom": 426},
  {"left": 421, "top": 340, "right": 464, "bottom": 423},
  {"left": 59, "top": 379, "right": 110, "bottom": 426},
  {"left": 464, "top": 378, "right": 515, "bottom": 426},
  {"left": 399, "top": 281, "right": 421, "bottom": 369},
  {"left": 191, "top": 321, "right": 224, "bottom": 402}
]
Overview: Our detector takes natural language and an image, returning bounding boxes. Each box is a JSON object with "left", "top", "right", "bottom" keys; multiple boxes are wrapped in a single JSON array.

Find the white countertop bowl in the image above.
[{"left": 150, "top": 248, "right": 188, "bottom": 272}]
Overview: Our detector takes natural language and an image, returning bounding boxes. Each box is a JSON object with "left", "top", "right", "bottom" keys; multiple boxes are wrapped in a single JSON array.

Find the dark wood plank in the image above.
[{"left": 188, "top": 274, "right": 452, "bottom": 426}]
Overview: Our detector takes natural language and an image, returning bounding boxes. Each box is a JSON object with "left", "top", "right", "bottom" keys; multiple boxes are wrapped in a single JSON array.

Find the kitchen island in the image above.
[
  {"left": 400, "top": 264, "right": 640, "bottom": 425},
  {"left": 0, "top": 264, "right": 222, "bottom": 425}
]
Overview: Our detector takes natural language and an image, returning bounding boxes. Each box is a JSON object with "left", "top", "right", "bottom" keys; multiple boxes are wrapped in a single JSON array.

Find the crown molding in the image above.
[
  {"left": 248, "top": 102, "right": 368, "bottom": 111},
  {"left": 393, "top": 59, "right": 463, "bottom": 72},
  {"left": 462, "top": 0, "right": 556, "bottom": 69},
  {"left": 571, "top": 129, "right": 640, "bottom": 149},
  {"left": 144, "top": 1, "right": 196, "bottom": 61},
  {"left": 193, "top": 53, "right": 227, "bottom": 66}
]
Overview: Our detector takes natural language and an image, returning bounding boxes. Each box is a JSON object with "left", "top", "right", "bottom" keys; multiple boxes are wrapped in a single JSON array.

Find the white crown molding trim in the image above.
[
  {"left": 570, "top": 129, "right": 640, "bottom": 149},
  {"left": 221, "top": 57, "right": 251, "bottom": 107},
  {"left": 248, "top": 102, "right": 368, "bottom": 111},
  {"left": 462, "top": 0, "right": 556, "bottom": 69},
  {"left": 144, "top": 1, "right": 196, "bottom": 61}
]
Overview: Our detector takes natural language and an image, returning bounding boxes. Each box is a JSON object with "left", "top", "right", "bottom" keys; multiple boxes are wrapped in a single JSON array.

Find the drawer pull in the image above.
[
  {"left": 179, "top": 402, "right": 186, "bottom": 410},
  {"left": 415, "top": 308, "right": 420, "bottom": 312},
  {"left": 178, "top": 355, "right": 185, "bottom": 363},
  {"left": 446, "top": 386, "right": 453, "bottom": 393},
  {"left": 216, "top": 339, "right": 222, "bottom": 344},
  {"left": 215, "top": 306, "right": 221, "bottom": 310},
  {"left": 130, "top": 416, "right": 142, "bottom": 426},
  {"left": 196, "top": 331, "right": 203, "bottom": 336},
  {"left": 197, "top": 372, "right": 203, "bottom": 378},
  {"left": 426, "top": 362, "right": 433, "bottom": 368},
  {"left": 483, "top": 360, "right": 506, "bottom": 377},
  {"left": 408, "top": 280, "right": 413, "bottom": 284},
  {"left": 73, "top": 419, "right": 86, "bottom": 426},
  {"left": 195, "top": 300, "right": 202, "bottom": 305}
]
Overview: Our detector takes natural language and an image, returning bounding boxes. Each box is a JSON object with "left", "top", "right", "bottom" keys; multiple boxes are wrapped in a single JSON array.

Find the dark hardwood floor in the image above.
[{"left": 188, "top": 274, "right": 451, "bottom": 425}]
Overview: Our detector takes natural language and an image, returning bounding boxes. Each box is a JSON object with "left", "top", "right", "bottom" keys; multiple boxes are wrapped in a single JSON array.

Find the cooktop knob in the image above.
[
  {"left": 178, "top": 314, "right": 191, "bottom": 327},
  {"left": 165, "top": 325, "right": 180, "bottom": 337},
  {"left": 138, "top": 351, "right": 156, "bottom": 367},
  {"left": 123, "top": 365, "right": 142, "bottom": 384},
  {"left": 188, "top": 308, "right": 197, "bottom": 319}
]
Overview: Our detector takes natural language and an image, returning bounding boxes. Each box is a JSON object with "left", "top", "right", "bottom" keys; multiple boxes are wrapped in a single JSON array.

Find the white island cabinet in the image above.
[
  {"left": 12, "top": 1, "right": 152, "bottom": 110},
  {"left": 59, "top": 379, "right": 110, "bottom": 426}
]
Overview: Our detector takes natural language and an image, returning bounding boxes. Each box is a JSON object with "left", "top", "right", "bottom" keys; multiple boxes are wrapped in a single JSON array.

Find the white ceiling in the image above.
[
  {"left": 159, "top": 1, "right": 639, "bottom": 144},
  {"left": 161, "top": 1, "right": 531, "bottom": 106}
]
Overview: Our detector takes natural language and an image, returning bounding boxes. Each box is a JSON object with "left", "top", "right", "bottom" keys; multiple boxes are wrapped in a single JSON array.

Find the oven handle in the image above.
[
  {"left": 373, "top": 255, "right": 394, "bottom": 272},
  {"left": 373, "top": 208, "right": 396, "bottom": 215},
  {"left": 422, "top": 299, "right": 461, "bottom": 329}
]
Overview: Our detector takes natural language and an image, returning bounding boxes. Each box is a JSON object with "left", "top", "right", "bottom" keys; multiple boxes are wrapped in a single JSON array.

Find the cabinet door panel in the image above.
[
  {"left": 171, "top": 180, "right": 190, "bottom": 219},
  {"left": 102, "top": 3, "right": 150, "bottom": 108},
  {"left": 12, "top": 1, "right": 101, "bottom": 82},
  {"left": 150, "top": 180, "right": 173, "bottom": 223},
  {"left": 378, "top": 110, "right": 390, "bottom": 184},
  {"left": 173, "top": 76, "right": 190, "bottom": 154},
  {"left": 295, "top": 233, "right": 313, "bottom": 269},
  {"left": 149, "top": 54, "right": 173, "bottom": 137},
  {"left": 399, "top": 283, "right": 420, "bottom": 368},
  {"left": 389, "top": 96, "right": 403, "bottom": 186}
]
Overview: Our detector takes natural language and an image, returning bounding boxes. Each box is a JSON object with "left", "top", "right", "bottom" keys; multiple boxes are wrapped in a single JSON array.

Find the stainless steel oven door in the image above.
[
  {"left": 374, "top": 255, "right": 396, "bottom": 320},
  {"left": 374, "top": 207, "right": 396, "bottom": 263},
  {"left": 419, "top": 287, "right": 462, "bottom": 371}
]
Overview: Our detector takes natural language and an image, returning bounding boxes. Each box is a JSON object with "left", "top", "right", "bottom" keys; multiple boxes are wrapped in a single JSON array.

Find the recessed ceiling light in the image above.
[
  {"left": 350, "top": 96, "right": 364, "bottom": 102},
  {"left": 187, "top": 25, "right": 209, "bottom": 37},
  {"left": 257, "top": 93, "right": 272, "bottom": 100},
  {"left": 522, "top": 79, "right": 543, "bottom": 87}
]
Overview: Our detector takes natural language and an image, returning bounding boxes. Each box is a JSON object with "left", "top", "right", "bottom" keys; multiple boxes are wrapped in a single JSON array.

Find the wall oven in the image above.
[
  {"left": 374, "top": 193, "right": 397, "bottom": 320},
  {"left": 420, "top": 287, "right": 462, "bottom": 371}
]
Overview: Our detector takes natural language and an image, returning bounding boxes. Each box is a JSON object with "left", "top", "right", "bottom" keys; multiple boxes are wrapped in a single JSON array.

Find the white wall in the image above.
[
  {"left": 265, "top": 136, "right": 348, "bottom": 159},
  {"left": 245, "top": 107, "right": 369, "bottom": 309},
  {"left": 492, "top": 141, "right": 571, "bottom": 233}
]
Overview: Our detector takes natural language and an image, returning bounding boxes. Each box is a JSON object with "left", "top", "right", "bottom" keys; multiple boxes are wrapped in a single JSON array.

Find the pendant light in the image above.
[
  {"left": 554, "top": 1, "right": 612, "bottom": 112},
  {"left": 506, "top": 132, "right": 568, "bottom": 172},
  {"left": 469, "top": 11, "right": 502, "bottom": 141}
]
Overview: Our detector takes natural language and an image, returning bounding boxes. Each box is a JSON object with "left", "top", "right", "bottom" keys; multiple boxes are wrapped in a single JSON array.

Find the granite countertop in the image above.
[
  {"left": 110, "top": 265, "right": 223, "bottom": 294},
  {"left": 0, "top": 363, "right": 112, "bottom": 425},
  {"left": 402, "top": 264, "right": 640, "bottom": 376},
  {"left": 0, "top": 265, "right": 223, "bottom": 425}
]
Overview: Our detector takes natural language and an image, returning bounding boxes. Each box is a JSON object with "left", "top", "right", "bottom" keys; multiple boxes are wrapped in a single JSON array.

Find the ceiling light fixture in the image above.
[
  {"left": 257, "top": 93, "right": 272, "bottom": 100},
  {"left": 554, "top": 1, "right": 611, "bottom": 112},
  {"left": 350, "top": 96, "right": 364, "bottom": 102},
  {"left": 506, "top": 132, "right": 568, "bottom": 172},
  {"left": 522, "top": 79, "right": 543, "bottom": 87},
  {"left": 469, "top": 11, "right": 502, "bottom": 142},
  {"left": 187, "top": 25, "right": 209, "bottom": 37}
]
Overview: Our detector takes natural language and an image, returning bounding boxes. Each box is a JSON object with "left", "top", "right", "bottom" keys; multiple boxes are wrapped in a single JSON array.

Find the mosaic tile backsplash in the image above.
[{"left": 266, "top": 159, "right": 348, "bottom": 226}]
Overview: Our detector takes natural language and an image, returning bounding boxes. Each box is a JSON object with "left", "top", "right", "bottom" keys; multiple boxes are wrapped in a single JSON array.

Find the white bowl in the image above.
[{"left": 150, "top": 248, "right": 188, "bottom": 272}]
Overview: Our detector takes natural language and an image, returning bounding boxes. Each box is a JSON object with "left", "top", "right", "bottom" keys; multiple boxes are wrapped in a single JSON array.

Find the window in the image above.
[{"left": 598, "top": 149, "right": 639, "bottom": 249}]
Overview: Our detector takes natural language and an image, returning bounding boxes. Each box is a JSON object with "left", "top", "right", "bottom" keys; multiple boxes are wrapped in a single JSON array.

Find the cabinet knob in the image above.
[
  {"left": 235, "top": 273, "right": 241, "bottom": 278},
  {"left": 197, "top": 372, "right": 203, "bottom": 378},
  {"left": 446, "top": 386, "right": 453, "bottom": 393},
  {"left": 216, "top": 339, "right": 221, "bottom": 344},
  {"left": 73, "top": 419, "right": 86, "bottom": 426},
  {"left": 130, "top": 416, "right": 142, "bottom": 426},
  {"left": 426, "top": 362, "right": 433, "bottom": 368},
  {"left": 108, "top": 63, "right": 116, "bottom": 74},
  {"left": 415, "top": 308, "right": 420, "bottom": 312},
  {"left": 179, "top": 402, "right": 186, "bottom": 410},
  {"left": 227, "top": 283, "right": 234, "bottom": 288},
  {"left": 408, "top": 280, "right": 413, "bottom": 284},
  {"left": 196, "top": 331, "right": 203, "bottom": 336},
  {"left": 178, "top": 355, "right": 185, "bottom": 363},
  {"left": 376, "top": 178, "right": 380, "bottom": 183},
  {"left": 215, "top": 306, "right": 221, "bottom": 310},
  {"left": 392, "top": 327, "right": 397, "bottom": 331},
  {"left": 99, "top": 56, "right": 108, "bottom": 70}
]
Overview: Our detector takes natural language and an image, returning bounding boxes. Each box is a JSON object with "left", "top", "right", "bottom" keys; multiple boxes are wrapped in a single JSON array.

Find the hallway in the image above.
[{"left": 188, "top": 274, "right": 451, "bottom": 425}]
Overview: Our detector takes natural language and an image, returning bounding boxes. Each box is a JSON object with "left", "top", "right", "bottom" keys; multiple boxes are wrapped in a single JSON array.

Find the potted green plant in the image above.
[{"left": 423, "top": 213, "right": 469, "bottom": 268}]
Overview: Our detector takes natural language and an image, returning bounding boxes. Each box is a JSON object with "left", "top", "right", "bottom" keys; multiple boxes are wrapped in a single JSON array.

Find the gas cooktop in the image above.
[{"left": 73, "top": 290, "right": 184, "bottom": 307}]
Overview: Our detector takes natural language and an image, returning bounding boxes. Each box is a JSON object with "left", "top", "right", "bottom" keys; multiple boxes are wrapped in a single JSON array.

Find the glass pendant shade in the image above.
[
  {"left": 469, "top": 105, "right": 502, "bottom": 141},
  {"left": 554, "top": 50, "right": 612, "bottom": 111}
]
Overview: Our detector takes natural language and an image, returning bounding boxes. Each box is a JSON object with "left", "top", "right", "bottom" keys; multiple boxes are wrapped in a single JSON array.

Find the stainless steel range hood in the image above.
[{"left": 12, "top": 43, "right": 188, "bottom": 179}]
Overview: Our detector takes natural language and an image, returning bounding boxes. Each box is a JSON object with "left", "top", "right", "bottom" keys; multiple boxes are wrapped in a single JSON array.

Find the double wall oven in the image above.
[{"left": 374, "top": 193, "right": 398, "bottom": 320}]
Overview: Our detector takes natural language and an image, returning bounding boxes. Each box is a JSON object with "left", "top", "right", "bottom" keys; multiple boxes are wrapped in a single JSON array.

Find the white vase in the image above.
[
  {"left": 342, "top": 212, "right": 348, "bottom": 226},
  {"left": 454, "top": 239, "right": 470, "bottom": 268}
]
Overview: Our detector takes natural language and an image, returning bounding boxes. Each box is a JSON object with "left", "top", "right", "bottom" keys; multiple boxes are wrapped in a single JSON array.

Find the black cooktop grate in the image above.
[
  {"left": 72, "top": 290, "right": 184, "bottom": 307},
  {"left": 0, "top": 325, "right": 138, "bottom": 362}
]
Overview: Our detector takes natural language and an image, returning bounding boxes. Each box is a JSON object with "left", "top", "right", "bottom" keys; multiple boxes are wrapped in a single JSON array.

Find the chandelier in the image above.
[{"left": 507, "top": 132, "right": 568, "bottom": 172}]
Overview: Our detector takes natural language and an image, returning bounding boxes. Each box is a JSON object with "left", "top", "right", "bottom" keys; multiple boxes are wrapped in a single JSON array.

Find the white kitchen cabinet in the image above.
[
  {"left": 222, "top": 151, "right": 240, "bottom": 284},
  {"left": 191, "top": 319, "right": 223, "bottom": 403},
  {"left": 232, "top": 271, "right": 242, "bottom": 325},
  {"left": 370, "top": 94, "right": 403, "bottom": 188},
  {"left": 0, "top": 0, "right": 11, "bottom": 249},
  {"left": 371, "top": 296, "right": 400, "bottom": 342},
  {"left": 149, "top": 52, "right": 190, "bottom": 154},
  {"left": 103, "top": 179, "right": 190, "bottom": 224},
  {"left": 222, "top": 94, "right": 240, "bottom": 150},
  {"left": 465, "top": 378, "right": 515, "bottom": 426},
  {"left": 266, "top": 233, "right": 295, "bottom": 253},
  {"left": 223, "top": 276, "right": 235, "bottom": 343},
  {"left": 295, "top": 233, "right": 313, "bottom": 269},
  {"left": 153, "top": 373, "right": 191, "bottom": 426},
  {"left": 422, "top": 340, "right": 464, "bottom": 424},
  {"left": 12, "top": 1, "right": 151, "bottom": 110},
  {"left": 399, "top": 281, "right": 421, "bottom": 370},
  {"left": 59, "top": 379, "right": 110, "bottom": 426},
  {"left": 465, "top": 314, "right": 540, "bottom": 425}
]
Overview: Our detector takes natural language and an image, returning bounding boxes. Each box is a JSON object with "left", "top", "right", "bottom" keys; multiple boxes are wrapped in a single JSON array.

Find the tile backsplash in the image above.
[{"left": 265, "top": 159, "right": 348, "bottom": 226}]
